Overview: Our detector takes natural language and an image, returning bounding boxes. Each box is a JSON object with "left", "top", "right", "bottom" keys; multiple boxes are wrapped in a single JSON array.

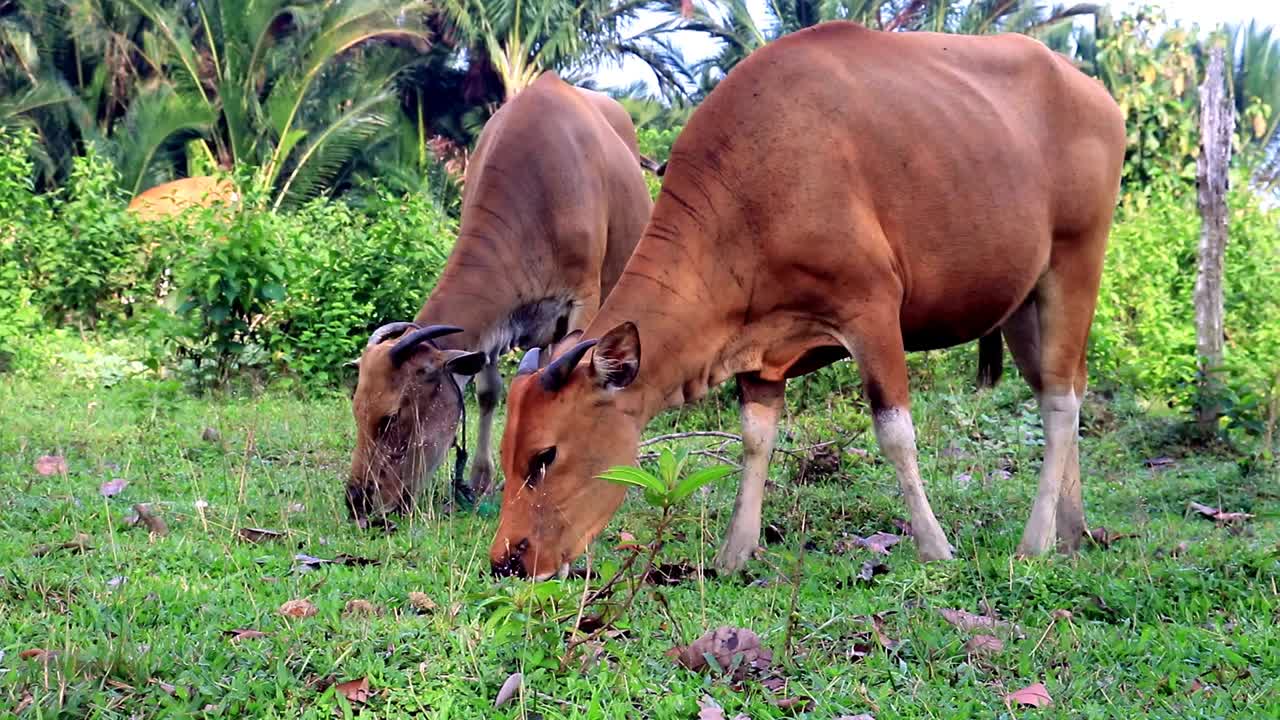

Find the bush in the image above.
[
  {"left": 1091, "top": 182, "right": 1280, "bottom": 441},
  {"left": 273, "top": 187, "right": 454, "bottom": 384},
  {"left": 0, "top": 128, "right": 47, "bottom": 371}
]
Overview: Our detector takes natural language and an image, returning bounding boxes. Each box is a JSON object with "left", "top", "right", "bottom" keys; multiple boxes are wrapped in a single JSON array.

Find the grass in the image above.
[{"left": 1, "top": 346, "right": 1277, "bottom": 719}]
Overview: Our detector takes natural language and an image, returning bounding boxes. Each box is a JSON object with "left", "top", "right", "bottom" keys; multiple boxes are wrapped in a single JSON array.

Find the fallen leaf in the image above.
[
  {"left": 225, "top": 629, "right": 268, "bottom": 642},
  {"left": 407, "top": 591, "right": 438, "bottom": 613},
  {"left": 132, "top": 504, "right": 169, "bottom": 537},
  {"left": 278, "top": 599, "right": 317, "bottom": 618},
  {"left": 667, "top": 626, "right": 773, "bottom": 681},
  {"left": 1005, "top": 682, "right": 1053, "bottom": 708},
  {"left": 697, "top": 695, "right": 727, "bottom": 720},
  {"left": 294, "top": 552, "right": 379, "bottom": 571},
  {"left": 965, "top": 635, "right": 1005, "bottom": 655},
  {"left": 891, "top": 518, "right": 913, "bottom": 536},
  {"left": 938, "top": 608, "right": 1024, "bottom": 638},
  {"left": 842, "top": 532, "right": 902, "bottom": 555},
  {"left": 1087, "top": 526, "right": 1135, "bottom": 548},
  {"left": 107, "top": 576, "right": 126, "bottom": 589},
  {"left": 149, "top": 678, "right": 177, "bottom": 695},
  {"left": 19, "top": 648, "right": 53, "bottom": 662},
  {"left": 335, "top": 677, "right": 370, "bottom": 704},
  {"left": 868, "top": 613, "right": 900, "bottom": 651},
  {"left": 343, "top": 599, "right": 379, "bottom": 617},
  {"left": 287, "top": 503, "right": 305, "bottom": 513},
  {"left": 494, "top": 671, "right": 522, "bottom": 707},
  {"left": 1189, "top": 501, "right": 1254, "bottom": 525},
  {"left": 1144, "top": 456, "right": 1176, "bottom": 469},
  {"left": 836, "top": 715, "right": 875, "bottom": 720},
  {"left": 202, "top": 427, "right": 221, "bottom": 442},
  {"left": 239, "top": 527, "right": 284, "bottom": 543},
  {"left": 619, "top": 531, "right": 636, "bottom": 543},
  {"left": 857, "top": 560, "right": 889, "bottom": 584},
  {"left": 32, "top": 532, "right": 92, "bottom": 557},
  {"left": 1051, "top": 609, "right": 1073, "bottom": 621},
  {"left": 99, "top": 479, "right": 128, "bottom": 497},
  {"left": 35, "top": 455, "right": 67, "bottom": 476},
  {"left": 647, "top": 561, "right": 717, "bottom": 586},
  {"left": 770, "top": 695, "right": 812, "bottom": 711}
]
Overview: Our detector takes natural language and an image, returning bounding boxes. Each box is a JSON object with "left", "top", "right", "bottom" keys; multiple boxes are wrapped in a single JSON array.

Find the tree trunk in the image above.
[{"left": 1194, "top": 45, "right": 1235, "bottom": 436}]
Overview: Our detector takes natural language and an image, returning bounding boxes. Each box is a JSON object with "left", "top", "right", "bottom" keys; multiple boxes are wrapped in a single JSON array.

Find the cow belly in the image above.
[{"left": 901, "top": 283, "right": 1029, "bottom": 352}]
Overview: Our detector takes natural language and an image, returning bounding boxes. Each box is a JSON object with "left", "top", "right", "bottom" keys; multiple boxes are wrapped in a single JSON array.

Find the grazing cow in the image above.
[
  {"left": 346, "top": 72, "right": 652, "bottom": 524},
  {"left": 491, "top": 22, "right": 1125, "bottom": 579}
]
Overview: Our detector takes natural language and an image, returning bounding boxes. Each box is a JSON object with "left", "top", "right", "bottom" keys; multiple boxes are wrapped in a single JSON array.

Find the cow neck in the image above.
[
  {"left": 413, "top": 216, "right": 539, "bottom": 357},
  {"left": 587, "top": 206, "right": 750, "bottom": 426}
]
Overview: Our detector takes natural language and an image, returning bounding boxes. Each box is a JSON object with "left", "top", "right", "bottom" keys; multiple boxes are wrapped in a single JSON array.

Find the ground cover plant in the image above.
[{"left": 1, "top": 343, "right": 1276, "bottom": 718}]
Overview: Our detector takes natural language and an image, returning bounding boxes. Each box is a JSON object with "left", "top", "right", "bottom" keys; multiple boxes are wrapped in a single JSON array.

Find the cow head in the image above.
[
  {"left": 347, "top": 322, "right": 486, "bottom": 524},
  {"left": 491, "top": 322, "right": 643, "bottom": 579}
]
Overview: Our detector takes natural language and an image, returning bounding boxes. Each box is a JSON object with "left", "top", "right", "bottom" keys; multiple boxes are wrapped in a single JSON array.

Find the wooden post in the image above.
[{"left": 1194, "top": 45, "right": 1235, "bottom": 436}]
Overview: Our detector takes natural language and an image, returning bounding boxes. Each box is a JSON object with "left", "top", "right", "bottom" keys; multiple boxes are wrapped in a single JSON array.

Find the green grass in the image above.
[{"left": 1, "top": 349, "right": 1277, "bottom": 719}]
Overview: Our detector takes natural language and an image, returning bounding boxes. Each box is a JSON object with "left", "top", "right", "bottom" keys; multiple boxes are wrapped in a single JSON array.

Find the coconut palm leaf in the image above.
[{"left": 108, "top": 81, "right": 216, "bottom": 196}]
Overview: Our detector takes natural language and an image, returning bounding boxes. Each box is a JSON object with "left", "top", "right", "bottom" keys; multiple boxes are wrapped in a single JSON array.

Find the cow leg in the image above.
[
  {"left": 467, "top": 357, "right": 502, "bottom": 497},
  {"left": 715, "top": 374, "right": 785, "bottom": 572},
  {"left": 850, "top": 317, "right": 954, "bottom": 561},
  {"left": 1015, "top": 230, "right": 1103, "bottom": 556}
]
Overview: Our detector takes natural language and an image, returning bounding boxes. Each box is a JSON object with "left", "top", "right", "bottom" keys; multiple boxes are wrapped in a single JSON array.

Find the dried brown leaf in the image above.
[
  {"left": 965, "top": 635, "right": 1005, "bottom": 655},
  {"left": 938, "top": 608, "right": 1023, "bottom": 637},
  {"left": 99, "top": 479, "right": 128, "bottom": 497},
  {"left": 225, "top": 629, "right": 268, "bottom": 642},
  {"left": 668, "top": 626, "right": 773, "bottom": 681},
  {"left": 132, "top": 504, "right": 168, "bottom": 537},
  {"left": 19, "top": 648, "right": 53, "bottom": 662},
  {"left": 335, "top": 677, "right": 370, "bottom": 704},
  {"left": 836, "top": 715, "right": 876, "bottom": 720},
  {"left": 408, "top": 591, "right": 438, "bottom": 613},
  {"left": 149, "top": 678, "right": 177, "bottom": 695},
  {"left": 32, "top": 532, "right": 92, "bottom": 557},
  {"left": 343, "top": 599, "right": 379, "bottom": 617},
  {"left": 494, "top": 672, "right": 522, "bottom": 707},
  {"left": 278, "top": 599, "right": 317, "bottom": 618},
  {"left": 1087, "top": 526, "right": 1134, "bottom": 548},
  {"left": 857, "top": 560, "right": 889, "bottom": 584},
  {"left": 1004, "top": 682, "right": 1053, "bottom": 708},
  {"left": 771, "top": 695, "right": 812, "bottom": 711},
  {"left": 239, "top": 527, "right": 284, "bottom": 543},
  {"left": 35, "top": 455, "right": 67, "bottom": 476},
  {"left": 1189, "top": 501, "right": 1254, "bottom": 525}
]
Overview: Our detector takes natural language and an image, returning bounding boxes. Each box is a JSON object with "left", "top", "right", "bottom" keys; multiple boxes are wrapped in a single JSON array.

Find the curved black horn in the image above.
[
  {"left": 389, "top": 325, "right": 464, "bottom": 367},
  {"left": 517, "top": 348, "right": 541, "bottom": 376},
  {"left": 540, "top": 339, "right": 598, "bottom": 392},
  {"left": 367, "top": 321, "right": 417, "bottom": 348}
]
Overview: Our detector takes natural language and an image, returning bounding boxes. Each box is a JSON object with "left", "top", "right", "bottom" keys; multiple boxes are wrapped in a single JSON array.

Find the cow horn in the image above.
[
  {"left": 390, "top": 324, "right": 465, "bottom": 367},
  {"left": 517, "top": 347, "right": 541, "bottom": 376},
  {"left": 540, "top": 338, "right": 598, "bottom": 392},
  {"left": 367, "top": 321, "right": 417, "bottom": 348}
]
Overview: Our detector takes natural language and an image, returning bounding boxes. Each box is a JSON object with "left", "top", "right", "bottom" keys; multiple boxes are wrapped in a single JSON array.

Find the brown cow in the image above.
[
  {"left": 126, "top": 177, "right": 238, "bottom": 220},
  {"left": 491, "top": 22, "right": 1125, "bottom": 579},
  {"left": 346, "top": 72, "right": 652, "bottom": 523}
]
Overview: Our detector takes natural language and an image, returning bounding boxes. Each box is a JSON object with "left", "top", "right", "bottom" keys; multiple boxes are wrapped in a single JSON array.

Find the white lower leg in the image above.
[
  {"left": 873, "top": 408, "right": 953, "bottom": 561},
  {"left": 467, "top": 363, "right": 501, "bottom": 495},
  {"left": 1018, "top": 391, "right": 1080, "bottom": 556},
  {"left": 715, "top": 393, "right": 780, "bottom": 571}
]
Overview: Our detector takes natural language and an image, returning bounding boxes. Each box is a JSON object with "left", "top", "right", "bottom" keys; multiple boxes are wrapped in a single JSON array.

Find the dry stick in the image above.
[
  {"left": 639, "top": 431, "right": 742, "bottom": 447},
  {"left": 561, "top": 508, "right": 675, "bottom": 669}
]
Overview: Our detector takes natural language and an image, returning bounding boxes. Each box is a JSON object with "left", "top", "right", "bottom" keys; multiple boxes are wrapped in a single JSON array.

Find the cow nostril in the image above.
[{"left": 491, "top": 538, "right": 531, "bottom": 578}]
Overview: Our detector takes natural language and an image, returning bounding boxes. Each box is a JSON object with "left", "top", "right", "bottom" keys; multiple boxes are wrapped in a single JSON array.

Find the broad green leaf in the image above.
[
  {"left": 597, "top": 467, "right": 664, "bottom": 496},
  {"left": 670, "top": 465, "right": 736, "bottom": 504}
]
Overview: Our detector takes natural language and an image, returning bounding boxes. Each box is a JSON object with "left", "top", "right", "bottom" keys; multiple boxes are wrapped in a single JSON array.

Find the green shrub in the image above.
[
  {"left": 637, "top": 126, "right": 682, "bottom": 199},
  {"left": 0, "top": 128, "right": 47, "bottom": 371},
  {"left": 273, "top": 186, "right": 454, "bottom": 384},
  {"left": 1091, "top": 181, "right": 1280, "bottom": 441},
  {"left": 21, "top": 147, "right": 145, "bottom": 325}
]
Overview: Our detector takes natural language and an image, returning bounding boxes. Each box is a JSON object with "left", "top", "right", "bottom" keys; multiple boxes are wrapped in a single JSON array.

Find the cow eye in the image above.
[{"left": 526, "top": 447, "right": 557, "bottom": 487}]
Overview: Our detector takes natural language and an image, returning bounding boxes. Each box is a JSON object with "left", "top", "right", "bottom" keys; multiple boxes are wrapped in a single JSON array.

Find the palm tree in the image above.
[
  {"left": 436, "top": 0, "right": 689, "bottom": 100},
  {"left": 1227, "top": 21, "right": 1280, "bottom": 186},
  {"left": 660, "top": 1, "right": 1105, "bottom": 99}
]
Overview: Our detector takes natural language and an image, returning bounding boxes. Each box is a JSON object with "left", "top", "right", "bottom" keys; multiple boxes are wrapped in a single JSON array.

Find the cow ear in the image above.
[
  {"left": 443, "top": 350, "right": 486, "bottom": 376},
  {"left": 591, "top": 322, "right": 640, "bottom": 390}
]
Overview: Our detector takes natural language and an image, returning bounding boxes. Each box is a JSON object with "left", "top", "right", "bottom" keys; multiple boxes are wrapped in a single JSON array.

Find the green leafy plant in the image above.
[{"left": 598, "top": 447, "right": 734, "bottom": 510}]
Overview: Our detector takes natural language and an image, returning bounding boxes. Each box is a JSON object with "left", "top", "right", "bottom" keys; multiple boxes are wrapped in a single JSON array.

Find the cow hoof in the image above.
[
  {"left": 917, "top": 542, "right": 955, "bottom": 563},
  {"left": 467, "top": 461, "right": 495, "bottom": 499}
]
